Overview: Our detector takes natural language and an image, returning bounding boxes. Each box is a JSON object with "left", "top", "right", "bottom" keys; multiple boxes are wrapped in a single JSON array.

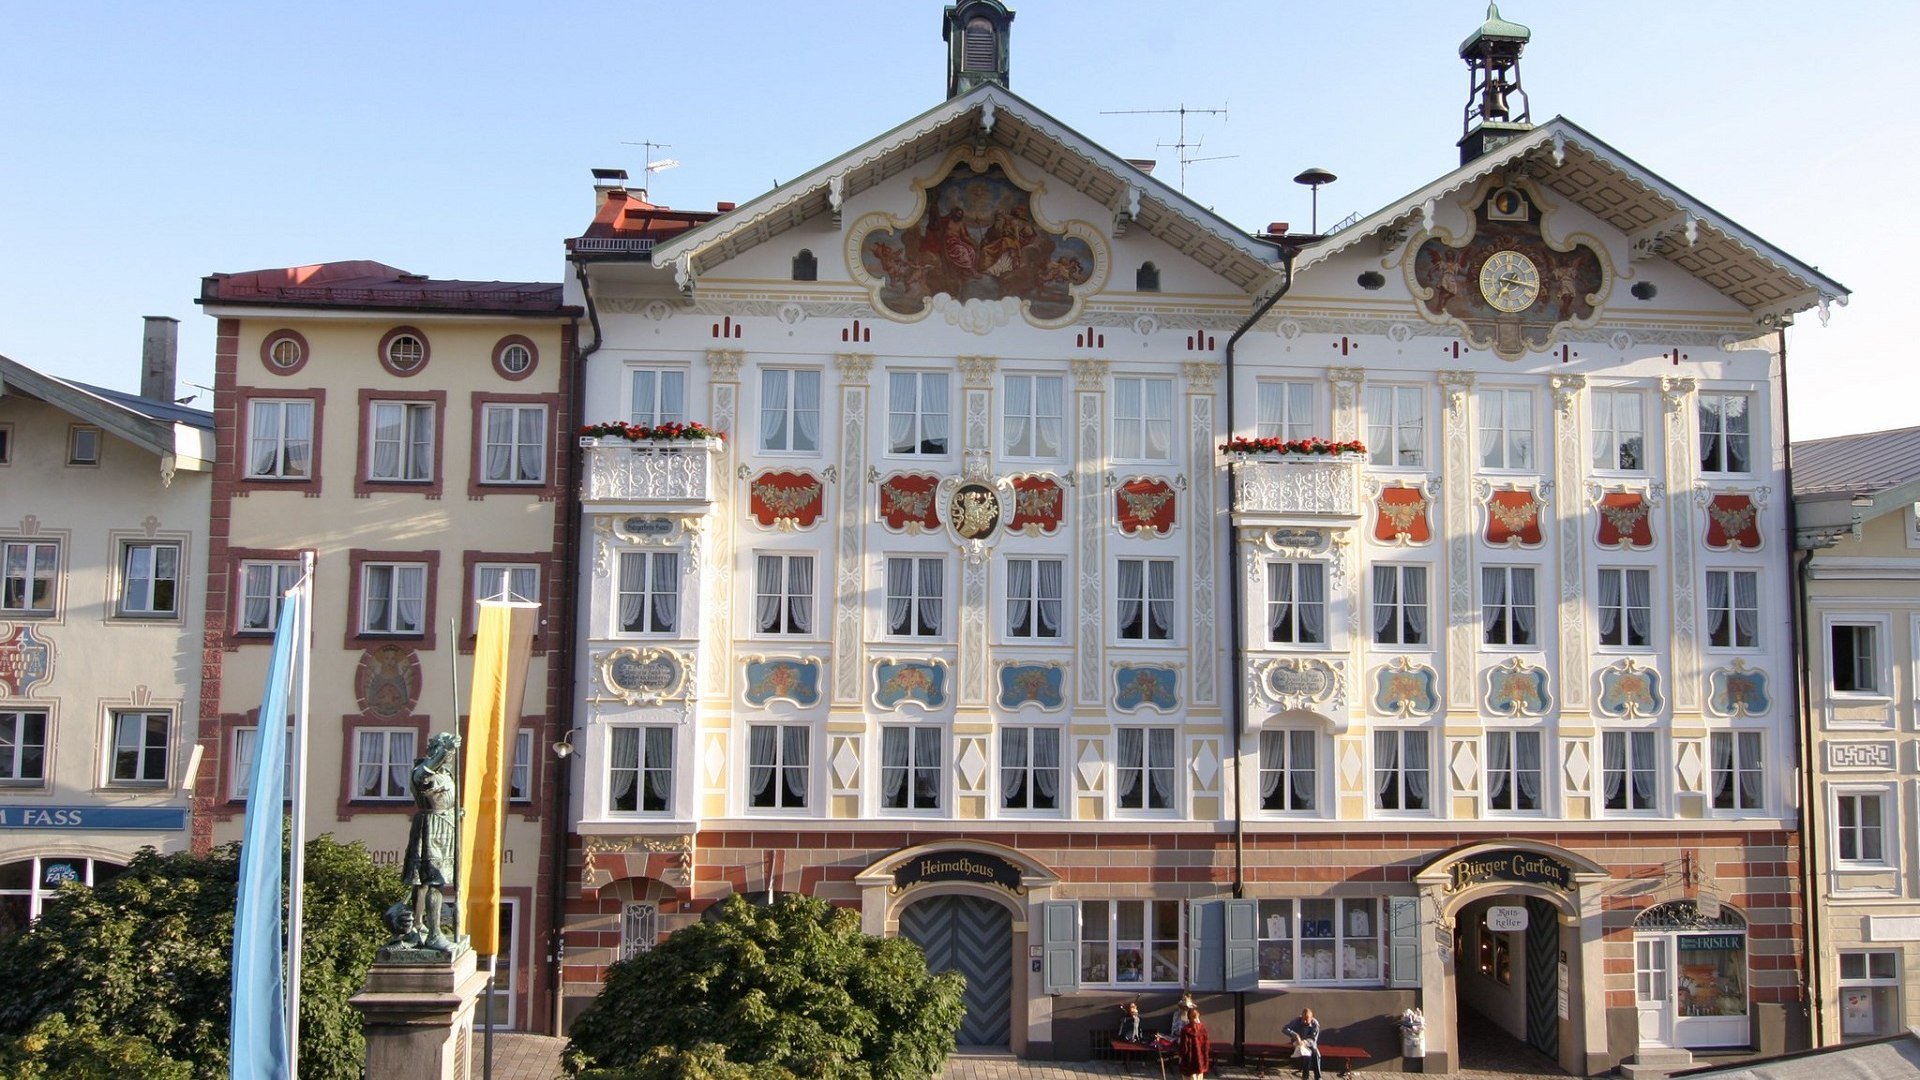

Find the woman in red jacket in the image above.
[{"left": 1175, "top": 1005, "right": 1210, "bottom": 1079}]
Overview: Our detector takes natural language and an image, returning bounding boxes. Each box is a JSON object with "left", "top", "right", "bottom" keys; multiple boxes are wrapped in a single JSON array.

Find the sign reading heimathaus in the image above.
[{"left": 892, "top": 850, "right": 1025, "bottom": 894}]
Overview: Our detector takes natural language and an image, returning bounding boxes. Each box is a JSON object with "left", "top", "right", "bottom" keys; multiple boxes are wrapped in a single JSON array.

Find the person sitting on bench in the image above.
[
  {"left": 1118, "top": 1001, "right": 1148, "bottom": 1044},
  {"left": 1283, "top": 1007, "right": 1323, "bottom": 1080}
]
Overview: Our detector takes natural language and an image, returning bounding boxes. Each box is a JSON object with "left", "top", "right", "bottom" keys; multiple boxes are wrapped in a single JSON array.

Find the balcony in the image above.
[
  {"left": 1229, "top": 454, "right": 1364, "bottom": 521},
  {"left": 579, "top": 438, "right": 719, "bottom": 512}
]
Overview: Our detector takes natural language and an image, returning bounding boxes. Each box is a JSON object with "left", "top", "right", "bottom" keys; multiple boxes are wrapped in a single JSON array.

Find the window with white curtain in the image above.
[
  {"left": 229, "top": 726, "right": 292, "bottom": 801},
  {"left": 509, "top": 729, "right": 533, "bottom": 802},
  {"left": 1372, "top": 729, "right": 1431, "bottom": 812},
  {"left": 480, "top": 404, "right": 546, "bottom": 484},
  {"left": 1698, "top": 392, "right": 1752, "bottom": 474},
  {"left": 761, "top": 368, "right": 822, "bottom": 453},
  {"left": 1112, "top": 376, "right": 1174, "bottom": 461},
  {"left": 1481, "top": 566, "right": 1538, "bottom": 647},
  {"left": 747, "top": 724, "right": 809, "bottom": 810},
  {"left": 1000, "top": 727, "right": 1061, "bottom": 811},
  {"left": 1830, "top": 623, "right": 1880, "bottom": 694},
  {"left": 1003, "top": 374, "right": 1064, "bottom": 459},
  {"left": 360, "top": 562, "right": 427, "bottom": 635},
  {"left": 1371, "top": 564, "right": 1429, "bottom": 647},
  {"left": 1705, "top": 570, "right": 1759, "bottom": 649},
  {"left": 118, "top": 542, "right": 181, "bottom": 617},
  {"left": 609, "top": 726, "right": 674, "bottom": 814},
  {"left": 880, "top": 725, "right": 941, "bottom": 811},
  {"left": 1116, "top": 558, "right": 1174, "bottom": 641},
  {"left": 246, "top": 399, "right": 314, "bottom": 479},
  {"left": 1006, "top": 557, "right": 1063, "bottom": 639},
  {"left": 474, "top": 563, "right": 539, "bottom": 627},
  {"left": 1478, "top": 387, "right": 1535, "bottom": 470},
  {"left": 1266, "top": 561, "right": 1327, "bottom": 645},
  {"left": 1, "top": 540, "right": 58, "bottom": 614},
  {"left": 1115, "top": 727, "right": 1176, "bottom": 812},
  {"left": 1601, "top": 730, "right": 1659, "bottom": 812},
  {"left": 620, "top": 902, "right": 658, "bottom": 960},
  {"left": 886, "top": 371, "right": 948, "bottom": 455},
  {"left": 1080, "top": 899, "right": 1183, "bottom": 985},
  {"left": 0, "top": 710, "right": 48, "bottom": 784},
  {"left": 238, "top": 560, "right": 301, "bottom": 633},
  {"left": 884, "top": 556, "right": 943, "bottom": 637},
  {"left": 108, "top": 710, "right": 169, "bottom": 784},
  {"left": 1485, "top": 730, "right": 1544, "bottom": 813},
  {"left": 1256, "top": 380, "right": 1314, "bottom": 441},
  {"left": 353, "top": 728, "right": 415, "bottom": 800},
  {"left": 628, "top": 368, "right": 686, "bottom": 426},
  {"left": 617, "top": 551, "right": 680, "bottom": 635},
  {"left": 367, "top": 401, "right": 435, "bottom": 482},
  {"left": 1710, "top": 731, "right": 1764, "bottom": 812},
  {"left": 1259, "top": 729, "right": 1316, "bottom": 811},
  {"left": 754, "top": 553, "right": 814, "bottom": 635},
  {"left": 1365, "top": 385, "right": 1425, "bottom": 468},
  {"left": 1834, "top": 791, "right": 1890, "bottom": 864},
  {"left": 1591, "top": 389, "right": 1646, "bottom": 471},
  {"left": 1597, "top": 568, "right": 1653, "bottom": 648}
]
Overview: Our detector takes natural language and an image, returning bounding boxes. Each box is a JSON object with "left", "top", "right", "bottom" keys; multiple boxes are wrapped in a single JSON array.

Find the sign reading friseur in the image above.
[
  {"left": 1442, "top": 848, "right": 1577, "bottom": 894},
  {"left": 893, "top": 850, "right": 1025, "bottom": 894}
]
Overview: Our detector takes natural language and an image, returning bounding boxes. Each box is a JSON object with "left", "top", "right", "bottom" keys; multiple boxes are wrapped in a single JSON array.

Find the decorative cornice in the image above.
[
  {"left": 1181, "top": 360, "right": 1219, "bottom": 392},
  {"left": 1661, "top": 375, "right": 1696, "bottom": 413},
  {"left": 1437, "top": 370, "right": 1476, "bottom": 417},
  {"left": 702, "top": 349, "right": 745, "bottom": 381},
  {"left": 835, "top": 353, "right": 875, "bottom": 382},
  {"left": 956, "top": 355, "right": 999, "bottom": 388},
  {"left": 1549, "top": 373, "right": 1586, "bottom": 417},
  {"left": 1071, "top": 358, "right": 1110, "bottom": 390}
]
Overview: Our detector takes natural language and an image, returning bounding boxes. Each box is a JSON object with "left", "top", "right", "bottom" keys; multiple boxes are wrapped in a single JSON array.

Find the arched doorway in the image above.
[
  {"left": 1630, "top": 901, "right": 1749, "bottom": 1051},
  {"left": 899, "top": 893, "right": 1014, "bottom": 1048},
  {"left": 1449, "top": 892, "right": 1569, "bottom": 1071}
]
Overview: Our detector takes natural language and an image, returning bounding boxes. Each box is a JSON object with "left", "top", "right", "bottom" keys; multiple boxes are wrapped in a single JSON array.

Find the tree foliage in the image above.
[
  {"left": 567, "top": 895, "right": 965, "bottom": 1080},
  {"left": 0, "top": 1013, "right": 193, "bottom": 1080},
  {"left": 0, "top": 833, "right": 397, "bottom": 1080}
]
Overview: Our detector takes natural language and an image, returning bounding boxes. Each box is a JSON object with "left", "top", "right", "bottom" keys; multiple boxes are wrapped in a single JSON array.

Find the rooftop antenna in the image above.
[
  {"left": 620, "top": 140, "right": 681, "bottom": 197},
  {"left": 1100, "top": 103, "right": 1229, "bottom": 191}
]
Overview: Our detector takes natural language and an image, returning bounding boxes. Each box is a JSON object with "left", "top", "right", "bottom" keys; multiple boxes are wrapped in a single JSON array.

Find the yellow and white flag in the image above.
[{"left": 458, "top": 600, "right": 537, "bottom": 955}]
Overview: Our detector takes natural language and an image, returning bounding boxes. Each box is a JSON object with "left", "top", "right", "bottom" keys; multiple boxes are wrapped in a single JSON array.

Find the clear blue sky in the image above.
[{"left": 3, "top": 1, "right": 1909, "bottom": 439}]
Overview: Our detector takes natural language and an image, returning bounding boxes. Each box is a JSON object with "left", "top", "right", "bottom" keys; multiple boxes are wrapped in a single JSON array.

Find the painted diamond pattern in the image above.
[
  {"left": 1676, "top": 740, "right": 1703, "bottom": 793},
  {"left": 1450, "top": 739, "right": 1479, "bottom": 794},
  {"left": 1191, "top": 739, "right": 1220, "bottom": 791},
  {"left": 1564, "top": 739, "right": 1591, "bottom": 794},
  {"left": 1339, "top": 740, "right": 1364, "bottom": 791},
  {"left": 1076, "top": 739, "right": 1104, "bottom": 792},
  {"left": 832, "top": 736, "right": 860, "bottom": 789},
  {"left": 956, "top": 737, "right": 987, "bottom": 792},
  {"left": 702, "top": 733, "right": 727, "bottom": 787}
]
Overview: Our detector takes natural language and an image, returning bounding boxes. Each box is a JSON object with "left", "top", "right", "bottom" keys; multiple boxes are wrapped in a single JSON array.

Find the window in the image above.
[
  {"left": 1113, "top": 376, "right": 1173, "bottom": 462},
  {"left": 1258, "top": 729, "right": 1316, "bottom": 811},
  {"left": 494, "top": 337, "right": 536, "bottom": 379},
  {"left": 1705, "top": 570, "right": 1758, "bottom": 649},
  {"left": 1265, "top": 561, "right": 1327, "bottom": 645},
  {"left": 1081, "top": 899, "right": 1182, "bottom": 985},
  {"left": 747, "top": 724, "right": 809, "bottom": 810},
  {"left": 1597, "top": 568, "right": 1652, "bottom": 647},
  {"left": 761, "top": 369, "right": 823, "bottom": 453},
  {"left": 880, "top": 725, "right": 940, "bottom": 811},
  {"left": 1, "top": 541, "right": 58, "bottom": 614},
  {"left": 791, "top": 250, "right": 818, "bottom": 281},
  {"left": 884, "top": 556, "right": 943, "bottom": 637},
  {"left": 1372, "top": 729, "right": 1431, "bottom": 812},
  {"left": 509, "top": 730, "right": 533, "bottom": 802},
  {"left": 1256, "top": 898, "right": 1381, "bottom": 983},
  {"left": 1830, "top": 623, "right": 1880, "bottom": 694},
  {"left": 754, "top": 554, "right": 814, "bottom": 635},
  {"left": 67, "top": 426, "right": 100, "bottom": 466},
  {"left": 629, "top": 369, "right": 686, "bottom": 427},
  {"left": 108, "top": 710, "right": 169, "bottom": 784},
  {"left": 1000, "top": 727, "right": 1060, "bottom": 811},
  {"left": 1481, "top": 566, "right": 1538, "bottom": 647},
  {"left": 382, "top": 329, "right": 427, "bottom": 374},
  {"left": 1256, "top": 380, "right": 1314, "bottom": 441},
  {"left": 1591, "top": 389, "right": 1646, "bottom": 471},
  {"left": 230, "top": 726, "right": 293, "bottom": 801},
  {"left": 118, "top": 542, "right": 182, "bottom": 617},
  {"left": 1485, "top": 730, "right": 1543, "bottom": 812},
  {"left": 1838, "top": 951, "right": 1901, "bottom": 1040},
  {"left": 0, "top": 711, "right": 48, "bottom": 784},
  {"left": 1601, "top": 730, "right": 1659, "bottom": 812},
  {"left": 263, "top": 330, "right": 307, "bottom": 372},
  {"left": 1711, "top": 731, "right": 1763, "bottom": 812},
  {"left": 617, "top": 551, "right": 680, "bottom": 635},
  {"left": 609, "top": 727, "right": 674, "bottom": 813},
  {"left": 1698, "top": 392, "right": 1752, "bottom": 474},
  {"left": 620, "top": 902, "right": 658, "bottom": 960},
  {"left": 0, "top": 425, "right": 10, "bottom": 464},
  {"left": 1371, "top": 565, "right": 1429, "bottom": 646},
  {"left": 360, "top": 562, "right": 427, "bottom": 635},
  {"left": 367, "top": 401, "right": 435, "bottom": 482},
  {"left": 962, "top": 16, "right": 996, "bottom": 68},
  {"left": 480, "top": 404, "right": 546, "bottom": 484},
  {"left": 1003, "top": 374, "right": 1064, "bottom": 459},
  {"left": 1835, "top": 792, "right": 1888, "bottom": 864},
  {"left": 1135, "top": 262, "right": 1160, "bottom": 292},
  {"left": 1115, "top": 727, "right": 1175, "bottom": 812},
  {"left": 1365, "top": 385, "right": 1425, "bottom": 468},
  {"left": 1478, "top": 388, "right": 1534, "bottom": 470},
  {"left": 0, "top": 857, "right": 126, "bottom": 939},
  {"left": 886, "top": 371, "right": 948, "bottom": 455},
  {"left": 1005, "top": 557, "right": 1063, "bottom": 639},
  {"left": 474, "top": 563, "right": 539, "bottom": 626},
  {"left": 1116, "top": 558, "right": 1174, "bottom": 641},
  {"left": 238, "top": 560, "right": 301, "bottom": 633},
  {"left": 352, "top": 729, "right": 416, "bottom": 800},
  {"left": 246, "top": 399, "right": 315, "bottom": 479}
]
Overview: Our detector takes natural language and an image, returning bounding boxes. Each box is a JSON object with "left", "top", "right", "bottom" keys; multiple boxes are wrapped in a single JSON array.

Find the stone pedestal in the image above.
[{"left": 352, "top": 949, "right": 488, "bottom": 1080}]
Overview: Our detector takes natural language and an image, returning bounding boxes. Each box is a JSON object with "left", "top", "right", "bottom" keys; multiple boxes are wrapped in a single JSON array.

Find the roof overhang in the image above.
[
  {"left": 1795, "top": 477, "right": 1920, "bottom": 539},
  {"left": 0, "top": 354, "right": 213, "bottom": 475},
  {"left": 1296, "top": 117, "right": 1849, "bottom": 323}
]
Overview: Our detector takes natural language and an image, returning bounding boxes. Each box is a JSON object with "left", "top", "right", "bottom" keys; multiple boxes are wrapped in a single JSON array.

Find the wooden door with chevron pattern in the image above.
[
  {"left": 1523, "top": 896, "right": 1560, "bottom": 1059},
  {"left": 900, "top": 894, "right": 1014, "bottom": 1048}
]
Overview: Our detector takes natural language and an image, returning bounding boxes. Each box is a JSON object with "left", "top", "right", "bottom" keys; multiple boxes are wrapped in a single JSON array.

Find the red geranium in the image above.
[
  {"left": 579, "top": 420, "right": 725, "bottom": 442},
  {"left": 1218, "top": 436, "right": 1366, "bottom": 456}
]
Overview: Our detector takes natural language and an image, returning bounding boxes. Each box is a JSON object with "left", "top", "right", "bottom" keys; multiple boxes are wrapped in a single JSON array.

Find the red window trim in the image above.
[
  {"left": 233, "top": 387, "right": 327, "bottom": 497},
  {"left": 459, "top": 549, "right": 558, "bottom": 655},
  {"left": 343, "top": 549, "right": 441, "bottom": 650},
  {"left": 377, "top": 325, "right": 432, "bottom": 378},
  {"left": 354, "top": 389, "right": 449, "bottom": 499},
  {"left": 337, "top": 713, "right": 432, "bottom": 818},
  {"left": 468, "top": 392, "right": 564, "bottom": 501},
  {"left": 492, "top": 334, "right": 540, "bottom": 382}
]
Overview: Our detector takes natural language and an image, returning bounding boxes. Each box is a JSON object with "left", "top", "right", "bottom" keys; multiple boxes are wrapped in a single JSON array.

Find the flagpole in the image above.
[{"left": 285, "top": 551, "right": 315, "bottom": 1072}]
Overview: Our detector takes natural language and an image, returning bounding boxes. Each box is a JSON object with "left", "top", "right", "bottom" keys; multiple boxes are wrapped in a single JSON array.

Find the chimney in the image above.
[
  {"left": 592, "top": 167, "right": 629, "bottom": 211},
  {"left": 141, "top": 316, "right": 179, "bottom": 403}
]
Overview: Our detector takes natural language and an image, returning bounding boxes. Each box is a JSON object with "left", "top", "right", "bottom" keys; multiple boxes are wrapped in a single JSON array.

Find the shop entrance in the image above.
[
  {"left": 1451, "top": 894, "right": 1565, "bottom": 1066},
  {"left": 1630, "top": 901, "right": 1749, "bottom": 1051}
]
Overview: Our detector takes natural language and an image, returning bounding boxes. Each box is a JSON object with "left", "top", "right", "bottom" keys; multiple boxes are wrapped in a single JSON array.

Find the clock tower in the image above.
[{"left": 1458, "top": 3, "right": 1533, "bottom": 164}]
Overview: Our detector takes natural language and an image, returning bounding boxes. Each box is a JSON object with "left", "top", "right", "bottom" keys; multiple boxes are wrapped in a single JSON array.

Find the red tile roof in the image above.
[
  {"left": 569, "top": 190, "right": 716, "bottom": 256},
  {"left": 199, "top": 260, "right": 571, "bottom": 314}
]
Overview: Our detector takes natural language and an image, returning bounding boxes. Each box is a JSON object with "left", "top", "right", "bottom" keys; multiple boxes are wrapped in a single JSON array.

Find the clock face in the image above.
[{"left": 1478, "top": 250, "right": 1541, "bottom": 313}]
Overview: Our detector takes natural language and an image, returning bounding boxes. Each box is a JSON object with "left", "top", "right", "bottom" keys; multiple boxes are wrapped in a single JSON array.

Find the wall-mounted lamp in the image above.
[{"left": 551, "top": 729, "right": 580, "bottom": 759}]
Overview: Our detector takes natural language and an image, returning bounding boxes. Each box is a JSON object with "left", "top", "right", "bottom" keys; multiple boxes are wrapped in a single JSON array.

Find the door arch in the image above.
[{"left": 898, "top": 893, "right": 1014, "bottom": 1048}]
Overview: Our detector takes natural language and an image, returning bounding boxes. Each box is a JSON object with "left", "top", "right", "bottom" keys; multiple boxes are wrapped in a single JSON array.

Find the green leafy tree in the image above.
[
  {"left": 0, "top": 833, "right": 397, "bottom": 1080},
  {"left": 0, "top": 1013, "right": 193, "bottom": 1079},
  {"left": 567, "top": 895, "right": 964, "bottom": 1080}
]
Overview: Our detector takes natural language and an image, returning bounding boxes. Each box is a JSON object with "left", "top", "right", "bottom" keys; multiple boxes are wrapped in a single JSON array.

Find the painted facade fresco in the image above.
[
  {"left": 1704, "top": 493, "right": 1763, "bottom": 550},
  {"left": 1114, "top": 477, "right": 1177, "bottom": 536},
  {"left": 1410, "top": 187, "right": 1606, "bottom": 358},
  {"left": 1596, "top": 490, "right": 1654, "bottom": 549},
  {"left": 1708, "top": 661, "right": 1770, "bottom": 717},
  {"left": 749, "top": 470, "right": 825, "bottom": 530},
  {"left": 1484, "top": 488, "right": 1545, "bottom": 547},
  {"left": 1374, "top": 485, "right": 1432, "bottom": 545},
  {"left": 743, "top": 658, "right": 823, "bottom": 707},
  {"left": 1114, "top": 666, "right": 1178, "bottom": 713},
  {"left": 878, "top": 473, "right": 942, "bottom": 532},
  {"left": 1597, "top": 658, "right": 1664, "bottom": 718},
  {"left": 1007, "top": 474, "right": 1065, "bottom": 535},
  {"left": 998, "top": 663, "right": 1065, "bottom": 710},
  {"left": 1373, "top": 659, "right": 1440, "bottom": 717},
  {"left": 874, "top": 660, "right": 947, "bottom": 709},
  {"left": 0, "top": 624, "right": 52, "bottom": 695},
  {"left": 1485, "top": 658, "right": 1551, "bottom": 717},
  {"left": 355, "top": 644, "right": 421, "bottom": 717}
]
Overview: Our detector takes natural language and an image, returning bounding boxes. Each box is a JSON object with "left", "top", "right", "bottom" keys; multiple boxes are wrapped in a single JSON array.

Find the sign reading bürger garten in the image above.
[
  {"left": 1442, "top": 848, "right": 1577, "bottom": 894},
  {"left": 892, "top": 850, "right": 1024, "bottom": 893}
]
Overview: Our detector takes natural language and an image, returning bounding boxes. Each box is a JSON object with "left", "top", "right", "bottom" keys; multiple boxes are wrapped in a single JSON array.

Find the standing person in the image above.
[
  {"left": 1169, "top": 991, "right": 1196, "bottom": 1039},
  {"left": 1284, "top": 1007, "right": 1323, "bottom": 1080},
  {"left": 1176, "top": 1005, "right": 1210, "bottom": 1080}
]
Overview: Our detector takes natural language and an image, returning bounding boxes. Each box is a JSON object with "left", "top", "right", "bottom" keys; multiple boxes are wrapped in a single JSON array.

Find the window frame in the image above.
[
  {"left": 358, "top": 561, "right": 429, "bottom": 637},
  {"left": 0, "top": 423, "right": 12, "bottom": 465},
  {"left": 1371, "top": 728, "right": 1433, "bottom": 815},
  {"left": 1365, "top": 384, "right": 1427, "bottom": 469},
  {"left": 360, "top": 395, "right": 441, "bottom": 487},
  {"left": 885, "top": 370, "right": 950, "bottom": 457},
  {"left": 350, "top": 727, "right": 418, "bottom": 802},
  {"left": 106, "top": 709, "right": 171, "bottom": 786},
  {"left": 1704, "top": 569, "right": 1761, "bottom": 651},
  {"left": 752, "top": 552, "right": 816, "bottom": 637},
  {"left": 477, "top": 402, "right": 547, "bottom": 486},
  {"left": 1257, "top": 897, "right": 1386, "bottom": 986},
  {"left": 1111, "top": 375, "right": 1176, "bottom": 464},
  {"left": 628, "top": 367, "right": 688, "bottom": 428},
  {"left": 1113, "top": 725, "right": 1178, "bottom": 815},
  {"left": 509, "top": 728, "right": 535, "bottom": 804},
  {"left": 615, "top": 550, "right": 683, "bottom": 637},
  {"left": 1831, "top": 786, "right": 1895, "bottom": 869},
  {"left": 0, "top": 709, "right": 50, "bottom": 786},
  {"left": 759, "top": 367, "right": 824, "bottom": 455},
  {"left": 1590, "top": 388, "right": 1648, "bottom": 473},
  {"left": 1257, "top": 728, "right": 1318, "bottom": 814},
  {"left": 1115, "top": 556, "right": 1176, "bottom": 643},
  {"left": 468, "top": 392, "right": 561, "bottom": 499},
  {"left": 1481, "top": 565, "right": 1539, "bottom": 648},
  {"left": 66, "top": 425, "right": 100, "bottom": 467},
  {"left": 1, "top": 539, "right": 61, "bottom": 617},
  {"left": 607, "top": 724, "right": 676, "bottom": 816},
  {"left": 491, "top": 335, "right": 538, "bottom": 381},
  {"left": 466, "top": 557, "right": 544, "bottom": 645},
  {"left": 259, "top": 329, "right": 310, "bottom": 375},
  {"left": 1264, "top": 559, "right": 1329, "bottom": 647},
  {"left": 878, "top": 724, "right": 943, "bottom": 814},
  {"left": 116, "top": 540, "right": 184, "bottom": 619},
  {"left": 1484, "top": 729, "right": 1547, "bottom": 815},
  {"left": 1709, "top": 730, "right": 1765, "bottom": 813},
  {"left": 1837, "top": 950, "right": 1902, "bottom": 1041},
  {"left": 1826, "top": 618, "right": 1887, "bottom": 698},
  {"left": 233, "top": 554, "right": 304, "bottom": 639},
  {"left": 246, "top": 399, "right": 314, "bottom": 479},
  {"left": 998, "top": 726, "right": 1063, "bottom": 815},
  {"left": 377, "top": 326, "right": 430, "bottom": 376},
  {"left": 1697, "top": 390, "right": 1754, "bottom": 476},
  {"left": 745, "top": 723, "right": 812, "bottom": 813},
  {"left": 228, "top": 724, "right": 294, "bottom": 803},
  {"left": 1595, "top": 566, "right": 1655, "bottom": 650},
  {"left": 1477, "top": 387, "right": 1536, "bottom": 472},
  {"left": 237, "top": 389, "right": 325, "bottom": 493},
  {"left": 882, "top": 555, "right": 945, "bottom": 639},
  {"left": 344, "top": 551, "right": 439, "bottom": 648},
  {"left": 1370, "top": 563, "right": 1431, "bottom": 648},
  {"left": 1003, "top": 556, "right": 1065, "bottom": 641},
  {"left": 1079, "top": 898, "right": 1185, "bottom": 987},
  {"left": 1001, "top": 373, "right": 1065, "bottom": 461},
  {"left": 1599, "top": 729, "right": 1662, "bottom": 815},
  {"left": 1255, "top": 379, "right": 1316, "bottom": 442}
]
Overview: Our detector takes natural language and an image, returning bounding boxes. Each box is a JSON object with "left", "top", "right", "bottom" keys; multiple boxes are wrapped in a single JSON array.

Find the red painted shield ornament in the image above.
[
  {"left": 877, "top": 473, "right": 941, "bottom": 532},
  {"left": 749, "top": 470, "right": 825, "bottom": 529},
  {"left": 1704, "top": 493, "right": 1762, "bottom": 550},
  {"left": 1007, "top": 475, "right": 1065, "bottom": 535},
  {"left": 1595, "top": 490, "right": 1654, "bottom": 549},
  {"left": 1115, "top": 477, "right": 1177, "bottom": 536},
  {"left": 1375, "top": 485, "right": 1432, "bottom": 544},
  {"left": 1484, "top": 489, "right": 1544, "bottom": 547}
]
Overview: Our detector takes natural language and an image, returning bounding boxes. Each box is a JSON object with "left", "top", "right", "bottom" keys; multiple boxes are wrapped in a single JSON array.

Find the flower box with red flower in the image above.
[
  {"left": 1224, "top": 438, "right": 1367, "bottom": 521},
  {"left": 578, "top": 421, "right": 724, "bottom": 509}
]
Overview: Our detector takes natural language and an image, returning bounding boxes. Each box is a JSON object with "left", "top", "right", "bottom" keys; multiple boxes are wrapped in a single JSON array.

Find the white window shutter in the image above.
[
  {"left": 1388, "top": 895, "right": 1421, "bottom": 988},
  {"left": 1043, "top": 900, "right": 1080, "bottom": 995},
  {"left": 1188, "top": 899, "right": 1224, "bottom": 991},
  {"left": 1224, "top": 898, "right": 1258, "bottom": 991}
]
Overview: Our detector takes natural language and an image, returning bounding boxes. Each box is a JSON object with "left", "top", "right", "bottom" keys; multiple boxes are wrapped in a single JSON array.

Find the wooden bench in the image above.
[
  {"left": 1109, "top": 1037, "right": 1176, "bottom": 1078},
  {"left": 1238, "top": 1041, "right": 1369, "bottom": 1080}
]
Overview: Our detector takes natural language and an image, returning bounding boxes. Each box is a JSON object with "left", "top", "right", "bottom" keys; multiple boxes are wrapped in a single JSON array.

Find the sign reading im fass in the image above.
[
  {"left": 0, "top": 806, "right": 187, "bottom": 831},
  {"left": 892, "top": 850, "right": 1024, "bottom": 893}
]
